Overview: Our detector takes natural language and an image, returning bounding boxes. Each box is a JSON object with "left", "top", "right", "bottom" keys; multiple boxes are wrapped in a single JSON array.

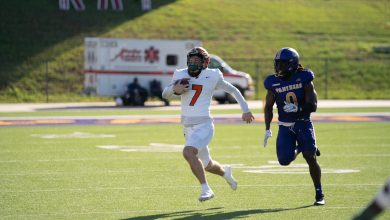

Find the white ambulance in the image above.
[{"left": 84, "top": 38, "right": 254, "bottom": 105}]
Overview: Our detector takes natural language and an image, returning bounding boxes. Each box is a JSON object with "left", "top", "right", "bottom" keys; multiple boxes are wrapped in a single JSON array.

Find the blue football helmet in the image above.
[{"left": 274, "top": 47, "right": 300, "bottom": 78}]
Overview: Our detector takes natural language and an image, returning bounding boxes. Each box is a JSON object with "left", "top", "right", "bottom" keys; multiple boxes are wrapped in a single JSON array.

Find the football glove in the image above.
[
  {"left": 283, "top": 101, "right": 298, "bottom": 113},
  {"left": 263, "top": 130, "right": 272, "bottom": 147}
]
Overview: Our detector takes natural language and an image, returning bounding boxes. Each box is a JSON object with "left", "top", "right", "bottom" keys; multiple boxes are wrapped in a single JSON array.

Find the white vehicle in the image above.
[{"left": 84, "top": 37, "right": 254, "bottom": 105}]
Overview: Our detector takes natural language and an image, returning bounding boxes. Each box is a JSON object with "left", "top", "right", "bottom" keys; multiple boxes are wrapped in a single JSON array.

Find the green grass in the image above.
[
  {"left": 0, "top": 107, "right": 389, "bottom": 117},
  {"left": 1, "top": 122, "right": 390, "bottom": 219},
  {"left": 0, "top": 0, "right": 389, "bottom": 102}
]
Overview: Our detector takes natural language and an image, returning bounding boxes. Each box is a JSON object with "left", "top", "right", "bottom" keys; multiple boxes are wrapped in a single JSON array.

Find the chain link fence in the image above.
[
  {"left": 225, "top": 56, "right": 390, "bottom": 100},
  {"left": 1, "top": 56, "right": 389, "bottom": 102}
]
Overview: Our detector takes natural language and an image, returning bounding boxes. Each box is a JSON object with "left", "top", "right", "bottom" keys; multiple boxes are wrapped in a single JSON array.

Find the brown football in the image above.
[{"left": 176, "top": 78, "right": 190, "bottom": 85}]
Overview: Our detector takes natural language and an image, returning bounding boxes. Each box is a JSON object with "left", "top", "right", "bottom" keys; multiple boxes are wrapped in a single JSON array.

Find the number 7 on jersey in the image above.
[{"left": 190, "top": 84, "right": 203, "bottom": 106}]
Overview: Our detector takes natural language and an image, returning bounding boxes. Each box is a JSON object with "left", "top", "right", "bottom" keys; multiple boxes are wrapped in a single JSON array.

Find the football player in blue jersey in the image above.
[{"left": 263, "top": 47, "right": 325, "bottom": 205}]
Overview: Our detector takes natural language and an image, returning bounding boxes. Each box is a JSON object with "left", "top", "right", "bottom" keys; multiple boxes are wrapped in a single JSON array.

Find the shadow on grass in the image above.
[{"left": 121, "top": 205, "right": 313, "bottom": 220}]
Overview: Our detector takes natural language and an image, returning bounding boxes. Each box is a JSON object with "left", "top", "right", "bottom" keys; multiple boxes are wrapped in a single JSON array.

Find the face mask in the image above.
[{"left": 188, "top": 63, "right": 201, "bottom": 72}]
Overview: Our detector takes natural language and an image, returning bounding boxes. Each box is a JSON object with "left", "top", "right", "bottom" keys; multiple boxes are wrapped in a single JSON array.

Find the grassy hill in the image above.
[{"left": 0, "top": 0, "right": 389, "bottom": 102}]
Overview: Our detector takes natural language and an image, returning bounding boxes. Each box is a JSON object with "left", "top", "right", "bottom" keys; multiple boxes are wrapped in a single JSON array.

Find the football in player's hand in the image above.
[
  {"left": 175, "top": 78, "right": 190, "bottom": 86},
  {"left": 173, "top": 78, "right": 190, "bottom": 95}
]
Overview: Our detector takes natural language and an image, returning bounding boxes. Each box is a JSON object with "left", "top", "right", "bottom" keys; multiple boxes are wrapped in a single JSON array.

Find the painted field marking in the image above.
[
  {"left": 97, "top": 143, "right": 183, "bottom": 153},
  {"left": 236, "top": 161, "right": 360, "bottom": 174},
  {"left": 31, "top": 132, "right": 115, "bottom": 139}
]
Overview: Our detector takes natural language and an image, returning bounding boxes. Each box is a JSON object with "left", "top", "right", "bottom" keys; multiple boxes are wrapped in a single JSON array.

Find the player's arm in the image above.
[
  {"left": 162, "top": 74, "right": 181, "bottom": 99},
  {"left": 216, "top": 79, "right": 254, "bottom": 123},
  {"left": 302, "top": 82, "right": 318, "bottom": 113},
  {"left": 264, "top": 89, "right": 275, "bottom": 130},
  {"left": 263, "top": 89, "right": 275, "bottom": 147},
  {"left": 162, "top": 84, "right": 174, "bottom": 99}
]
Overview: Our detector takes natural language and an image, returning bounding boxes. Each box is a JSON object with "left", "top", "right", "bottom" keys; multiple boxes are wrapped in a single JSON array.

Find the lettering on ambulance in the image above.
[
  {"left": 285, "top": 92, "right": 298, "bottom": 105},
  {"left": 190, "top": 84, "right": 203, "bottom": 106}
]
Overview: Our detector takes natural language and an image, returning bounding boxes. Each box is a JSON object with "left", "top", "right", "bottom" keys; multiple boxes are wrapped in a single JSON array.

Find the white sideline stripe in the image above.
[
  {"left": 0, "top": 183, "right": 383, "bottom": 193},
  {"left": 1, "top": 206, "right": 366, "bottom": 218}
]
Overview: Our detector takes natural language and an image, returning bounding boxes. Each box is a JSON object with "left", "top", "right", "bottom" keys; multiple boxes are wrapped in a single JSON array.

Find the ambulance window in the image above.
[
  {"left": 166, "top": 55, "right": 178, "bottom": 66},
  {"left": 209, "top": 58, "right": 221, "bottom": 69}
]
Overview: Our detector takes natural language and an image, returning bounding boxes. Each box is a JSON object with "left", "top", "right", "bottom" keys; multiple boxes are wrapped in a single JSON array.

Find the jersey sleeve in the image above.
[
  {"left": 170, "top": 69, "right": 182, "bottom": 84},
  {"left": 263, "top": 75, "right": 274, "bottom": 91},
  {"left": 301, "top": 69, "right": 315, "bottom": 86},
  {"left": 216, "top": 79, "right": 250, "bottom": 113},
  {"left": 215, "top": 69, "right": 224, "bottom": 81},
  {"left": 214, "top": 69, "right": 225, "bottom": 88},
  {"left": 162, "top": 70, "right": 181, "bottom": 99}
]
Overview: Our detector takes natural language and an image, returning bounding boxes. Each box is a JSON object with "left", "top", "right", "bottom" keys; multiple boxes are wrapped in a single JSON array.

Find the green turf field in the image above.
[
  {"left": 1, "top": 121, "right": 389, "bottom": 219},
  {"left": 0, "top": 106, "right": 389, "bottom": 117}
]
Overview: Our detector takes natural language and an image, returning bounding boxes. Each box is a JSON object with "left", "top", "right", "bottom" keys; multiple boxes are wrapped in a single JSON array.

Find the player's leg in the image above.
[
  {"left": 276, "top": 125, "right": 298, "bottom": 166},
  {"left": 182, "top": 146, "right": 213, "bottom": 202},
  {"left": 183, "top": 146, "right": 207, "bottom": 184},
  {"left": 297, "top": 121, "right": 324, "bottom": 205},
  {"left": 184, "top": 122, "right": 215, "bottom": 201},
  {"left": 204, "top": 159, "right": 224, "bottom": 176},
  {"left": 196, "top": 122, "right": 238, "bottom": 190},
  {"left": 204, "top": 160, "right": 237, "bottom": 190}
]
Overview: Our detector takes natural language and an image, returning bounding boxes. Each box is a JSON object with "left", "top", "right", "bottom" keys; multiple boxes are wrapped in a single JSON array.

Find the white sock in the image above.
[
  {"left": 223, "top": 166, "right": 231, "bottom": 179},
  {"left": 201, "top": 183, "right": 211, "bottom": 192}
]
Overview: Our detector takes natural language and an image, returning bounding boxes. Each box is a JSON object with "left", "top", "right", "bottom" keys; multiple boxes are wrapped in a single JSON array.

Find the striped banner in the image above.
[
  {"left": 59, "top": 0, "right": 70, "bottom": 10},
  {"left": 98, "top": 0, "right": 123, "bottom": 11},
  {"left": 97, "top": 0, "right": 108, "bottom": 10},
  {"left": 141, "top": 0, "right": 151, "bottom": 11},
  {"left": 70, "top": 0, "right": 85, "bottom": 11},
  {"left": 111, "top": 0, "right": 123, "bottom": 11}
]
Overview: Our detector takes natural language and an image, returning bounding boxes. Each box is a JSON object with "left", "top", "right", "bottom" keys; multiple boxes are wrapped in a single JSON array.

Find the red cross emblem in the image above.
[{"left": 144, "top": 46, "right": 159, "bottom": 63}]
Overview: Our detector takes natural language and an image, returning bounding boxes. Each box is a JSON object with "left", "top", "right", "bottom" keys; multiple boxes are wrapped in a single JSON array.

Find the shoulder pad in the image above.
[
  {"left": 263, "top": 74, "right": 276, "bottom": 90},
  {"left": 299, "top": 69, "right": 314, "bottom": 84}
]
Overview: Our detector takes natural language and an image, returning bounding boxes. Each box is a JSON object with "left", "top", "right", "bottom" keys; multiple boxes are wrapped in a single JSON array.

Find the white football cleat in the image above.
[
  {"left": 198, "top": 190, "right": 214, "bottom": 202},
  {"left": 223, "top": 165, "right": 237, "bottom": 190},
  {"left": 314, "top": 198, "right": 325, "bottom": 206}
]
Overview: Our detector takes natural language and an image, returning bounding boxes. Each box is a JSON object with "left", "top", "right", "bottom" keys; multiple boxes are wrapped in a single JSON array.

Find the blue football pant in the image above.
[{"left": 276, "top": 121, "right": 317, "bottom": 165}]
